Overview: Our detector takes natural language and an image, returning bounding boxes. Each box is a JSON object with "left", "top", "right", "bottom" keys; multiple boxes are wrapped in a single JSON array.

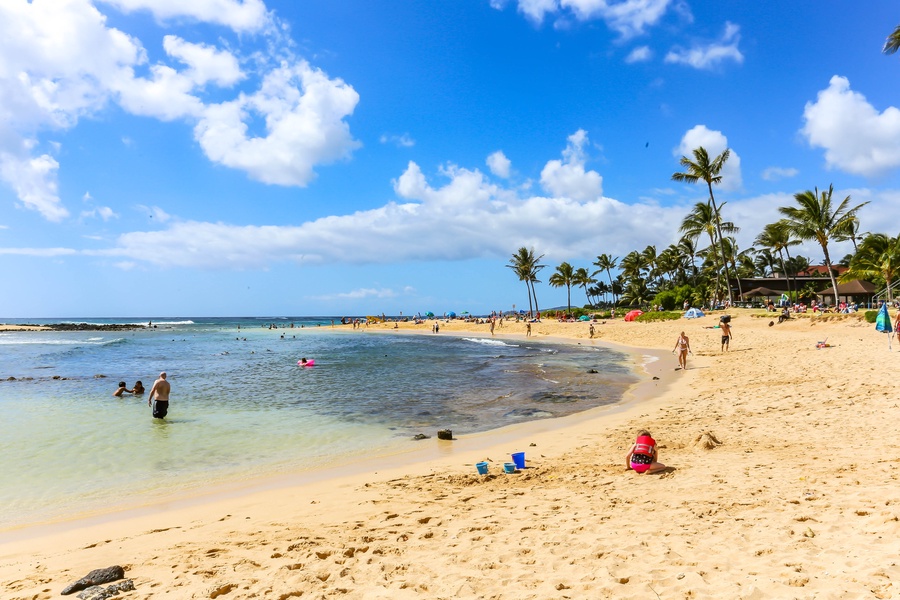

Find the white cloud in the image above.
[
  {"left": 625, "top": 45, "right": 652, "bottom": 63},
  {"left": 81, "top": 206, "right": 118, "bottom": 221},
  {"left": 515, "top": 0, "right": 559, "bottom": 23},
  {"left": 380, "top": 133, "right": 416, "bottom": 148},
  {"left": 664, "top": 21, "right": 743, "bottom": 70},
  {"left": 162, "top": 36, "right": 244, "bottom": 87},
  {"left": 487, "top": 150, "right": 512, "bottom": 178},
  {"left": 0, "top": 150, "right": 68, "bottom": 222},
  {"left": 502, "top": 0, "right": 672, "bottom": 37},
  {"left": 99, "top": 0, "right": 270, "bottom": 33},
  {"left": 562, "top": 0, "right": 672, "bottom": 38},
  {"left": 194, "top": 61, "right": 361, "bottom": 186},
  {"left": 801, "top": 75, "right": 900, "bottom": 178},
  {"left": 674, "top": 125, "right": 742, "bottom": 192},
  {"left": 761, "top": 166, "right": 798, "bottom": 182},
  {"left": 0, "top": 0, "right": 363, "bottom": 218},
  {"left": 0, "top": 247, "right": 77, "bottom": 257},
  {"left": 89, "top": 133, "right": 684, "bottom": 270},
  {"left": 136, "top": 205, "right": 172, "bottom": 223},
  {"left": 540, "top": 129, "right": 603, "bottom": 201}
]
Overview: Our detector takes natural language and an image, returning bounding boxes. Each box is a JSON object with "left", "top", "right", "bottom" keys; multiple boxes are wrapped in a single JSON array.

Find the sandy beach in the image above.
[{"left": 4, "top": 310, "right": 900, "bottom": 599}]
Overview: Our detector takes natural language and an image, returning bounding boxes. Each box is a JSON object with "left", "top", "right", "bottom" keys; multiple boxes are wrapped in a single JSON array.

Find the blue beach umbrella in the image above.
[{"left": 875, "top": 303, "right": 893, "bottom": 350}]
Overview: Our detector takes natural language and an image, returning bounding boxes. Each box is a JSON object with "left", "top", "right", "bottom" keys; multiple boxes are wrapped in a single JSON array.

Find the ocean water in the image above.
[{"left": 0, "top": 317, "right": 638, "bottom": 529}]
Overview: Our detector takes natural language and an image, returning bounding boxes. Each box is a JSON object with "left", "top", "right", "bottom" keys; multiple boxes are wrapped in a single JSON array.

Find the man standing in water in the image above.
[{"left": 148, "top": 372, "right": 171, "bottom": 419}]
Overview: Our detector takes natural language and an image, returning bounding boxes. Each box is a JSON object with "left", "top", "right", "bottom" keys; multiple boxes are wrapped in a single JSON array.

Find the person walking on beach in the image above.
[
  {"left": 526, "top": 322, "right": 532, "bottom": 337},
  {"left": 672, "top": 331, "right": 691, "bottom": 370},
  {"left": 147, "top": 372, "right": 171, "bottom": 419},
  {"left": 719, "top": 319, "right": 732, "bottom": 352}
]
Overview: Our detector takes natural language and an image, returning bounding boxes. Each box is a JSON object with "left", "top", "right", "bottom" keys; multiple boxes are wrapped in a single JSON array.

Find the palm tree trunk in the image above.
[
  {"left": 821, "top": 245, "right": 840, "bottom": 308},
  {"left": 783, "top": 246, "right": 799, "bottom": 301},
  {"left": 707, "top": 184, "right": 734, "bottom": 305},
  {"left": 778, "top": 251, "right": 792, "bottom": 297},
  {"left": 524, "top": 282, "right": 534, "bottom": 316}
]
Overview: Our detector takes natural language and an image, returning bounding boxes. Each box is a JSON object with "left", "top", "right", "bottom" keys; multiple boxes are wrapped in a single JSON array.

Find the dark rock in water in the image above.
[
  {"left": 412, "top": 433, "right": 430, "bottom": 440},
  {"left": 587, "top": 369, "right": 598, "bottom": 373},
  {"left": 5, "top": 376, "right": 15, "bottom": 381},
  {"left": 504, "top": 408, "right": 554, "bottom": 419},
  {"left": 76, "top": 580, "right": 134, "bottom": 600},
  {"left": 61, "top": 566, "right": 125, "bottom": 595},
  {"left": 437, "top": 429, "right": 453, "bottom": 440}
]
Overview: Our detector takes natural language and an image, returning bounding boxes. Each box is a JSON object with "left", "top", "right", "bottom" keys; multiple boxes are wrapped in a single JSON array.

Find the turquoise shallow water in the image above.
[{"left": 0, "top": 317, "right": 638, "bottom": 529}]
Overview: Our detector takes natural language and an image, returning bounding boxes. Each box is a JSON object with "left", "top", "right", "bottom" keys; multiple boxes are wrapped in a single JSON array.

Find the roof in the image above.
[{"left": 817, "top": 280, "right": 878, "bottom": 295}]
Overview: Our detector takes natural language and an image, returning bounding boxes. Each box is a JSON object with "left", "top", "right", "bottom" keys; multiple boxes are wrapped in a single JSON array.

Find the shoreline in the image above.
[
  {"left": 5, "top": 310, "right": 900, "bottom": 599},
  {"left": 0, "top": 326, "right": 670, "bottom": 539}
]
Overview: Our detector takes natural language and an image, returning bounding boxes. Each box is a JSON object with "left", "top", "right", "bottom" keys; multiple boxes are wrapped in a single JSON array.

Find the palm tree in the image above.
[
  {"left": 672, "top": 147, "right": 734, "bottom": 304},
  {"left": 841, "top": 233, "right": 900, "bottom": 302},
  {"left": 573, "top": 267, "right": 597, "bottom": 307},
  {"left": 549, "top": 261, "right": 576, "bottom": 316},
  {"left": 754, "top": 248, "right": 778, "bottom": 277},
  {"left": 834, "top": 215, "right": 864, "bottom": 253},
  {"left": 507, "top": 247, "right": 545, "bottom": 317},
  {"left": 778, "top": 185, "right": 869, "bottom": 307},
  {"left": 592, "top": 254, "right": 619, "bottom": 305},
  {"left": 755, "top": 221, "right": 800, "bottom": 297},
  {"left": 885, "top": 24, "right": 900, "bottom": 54},
  {"left": 680, "top": 201, "right": 724, "bottom": 299}
]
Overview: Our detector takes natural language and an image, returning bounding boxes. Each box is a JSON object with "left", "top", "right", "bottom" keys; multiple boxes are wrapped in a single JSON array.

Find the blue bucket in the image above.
[
  {"left": 476, "top": 461, "right": 489, "bottom": 475},
  {"left": 511, "top": 452, "right": 525, "bottom": 470},
  {"left": 503, "top": 462, "right": 517, "bottom": 474}
]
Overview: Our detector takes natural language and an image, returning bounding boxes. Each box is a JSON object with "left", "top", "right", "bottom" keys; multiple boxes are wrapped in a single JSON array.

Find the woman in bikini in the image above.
[{"left": 672, "top": 331, "right": 691, "bottom": 370}]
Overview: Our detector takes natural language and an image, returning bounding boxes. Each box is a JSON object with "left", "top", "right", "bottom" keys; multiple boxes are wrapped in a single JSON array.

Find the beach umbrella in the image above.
[
  {"left": 624, "top": 309, "right": 643, "bottom": 322},
  {"left": 425, "top": 311, "right": 434, "bottom": 318},
  {"left": 447, "top": 311, "right": 457, "bottom": 318},
  {"left": 875, "top": 303, "right": 893, "bottom": 351}
]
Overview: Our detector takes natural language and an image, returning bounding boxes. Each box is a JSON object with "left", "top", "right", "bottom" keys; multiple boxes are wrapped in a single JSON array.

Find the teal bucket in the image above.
[
  {"left": 503, "top": 462, "right": 517, "bottom": 474},
  {"left": 476, "top": 462, "right": 489, "bottom": 475},
  {"left": 511, "top": 452, "right": 525, "bottom": 469}
]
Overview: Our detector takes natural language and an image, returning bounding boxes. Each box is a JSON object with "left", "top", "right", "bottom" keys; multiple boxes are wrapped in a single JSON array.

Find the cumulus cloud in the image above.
[
  {"left": 81, "top": 206, "right": 117, "bottom": 221},
  {"left": 487, "top": 150, "right": 512, "bottom": 178},
  {"left": 0, "top": 0, "right": 362, "bottom": 219},
  {"left": 194, "top": 61, "right": 361, "bottom": 186},
  {"left": 99, "top": 0, "right": 270, "bottom": 33},
  {"left": 665, "top": 21, "right": 743, "bottom": 70},
  {"left": 761, "top": 166, "right": 798, "bottom": 182},
  {"left": 625, "top": 45, "right": 652, "bottom": 63},
  {"left": 674, "top": 125, "right": 742, "bottom": 192},
  {"left": 498, "top": 0, "right": 672, "bottom": 37},
  {"left": 540, "top": 130, "right": 603, "bottom": 201},
  {"left": 83, "top": 133, "right": 684, "bottom": 270},
  {"left": 801, "top": 75, "right": 900, "bottom": 178}
]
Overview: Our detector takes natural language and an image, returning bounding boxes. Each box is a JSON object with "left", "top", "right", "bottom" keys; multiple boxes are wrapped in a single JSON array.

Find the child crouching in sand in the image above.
[{"left": 626, "top": 430, "right": 666, "bottom": 474}]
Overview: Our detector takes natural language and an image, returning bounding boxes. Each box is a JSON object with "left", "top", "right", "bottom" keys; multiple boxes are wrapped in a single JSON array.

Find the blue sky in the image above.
[{"left": 2, "top": 0, "right": 900, "bottom": 318}]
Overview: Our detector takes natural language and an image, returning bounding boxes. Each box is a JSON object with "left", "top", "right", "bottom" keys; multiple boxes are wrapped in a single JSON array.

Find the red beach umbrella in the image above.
[{"left": 624, "top": 310, "right": 644, "bottom": 322}]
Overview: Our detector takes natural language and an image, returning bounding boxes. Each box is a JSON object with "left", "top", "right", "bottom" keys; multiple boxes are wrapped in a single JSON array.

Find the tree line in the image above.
[{"left": 505, "top": 145, "right": 896, "bottom": 316}]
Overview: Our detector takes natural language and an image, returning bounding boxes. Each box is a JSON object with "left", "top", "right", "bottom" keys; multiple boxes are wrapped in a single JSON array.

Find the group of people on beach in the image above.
[{"left": 113, "top": 372, "right": 171, "bottom": 419}]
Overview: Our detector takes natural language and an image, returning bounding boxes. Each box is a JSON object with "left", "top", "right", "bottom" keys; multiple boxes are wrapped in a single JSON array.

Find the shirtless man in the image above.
[
  {"left": 147, "top": 372, "right": 171, "bottom": 419},
  {"left": 719, "top": 319, "right": 732, "bottom": 352}
]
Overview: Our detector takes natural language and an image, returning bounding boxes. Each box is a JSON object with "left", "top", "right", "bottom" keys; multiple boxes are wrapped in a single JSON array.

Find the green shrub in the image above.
[
  {"left": 865, "top": 310, "right": 878, "bottom": 323},
  {"left": 635, "top": 311, "right": 682, "bottom": 323}
]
